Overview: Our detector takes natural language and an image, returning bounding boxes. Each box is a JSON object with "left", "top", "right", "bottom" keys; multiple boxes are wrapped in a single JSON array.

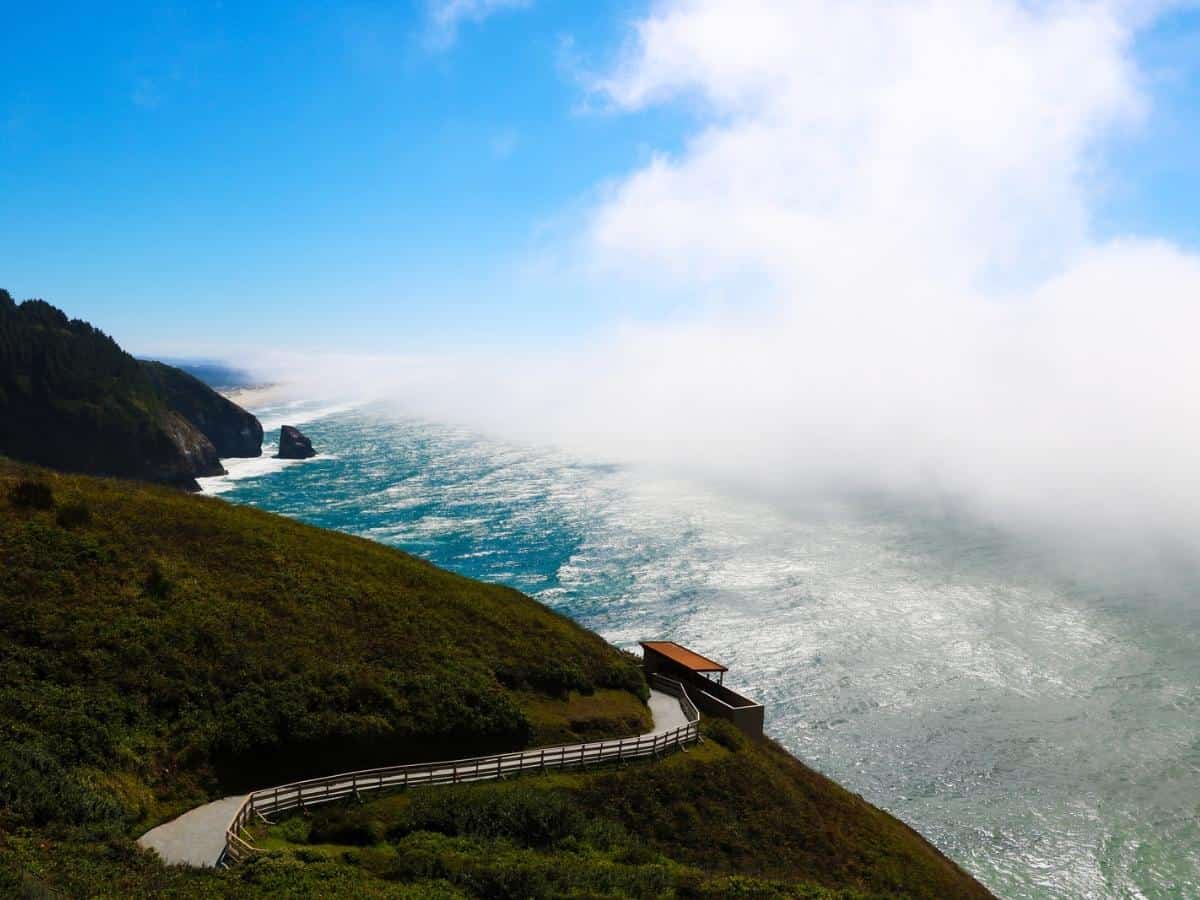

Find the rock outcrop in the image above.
[
  {"left": 141, "top": 361, "right": 263, "bottom": 458},
  {"left": 150, "top": 411, "right": 227, "bottom": 490},
  {"left": 276, "top": 425, "right": 316, "bottom": 460}
]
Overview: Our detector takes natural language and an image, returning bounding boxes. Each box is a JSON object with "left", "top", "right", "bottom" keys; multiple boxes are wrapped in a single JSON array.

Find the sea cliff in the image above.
[{"left": 0, "top": 292, "right": 262, "bottom": 488}]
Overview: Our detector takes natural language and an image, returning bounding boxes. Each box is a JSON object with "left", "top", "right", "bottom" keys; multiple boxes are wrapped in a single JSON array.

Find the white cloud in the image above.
[
  {"left": 524, "top": 0, "right": 1200, "bottom": 550},
  {"left": 424, "top": 0, "right": 532, "bottom": 50},
  {"left": 590, "top": 0, "right": 1144, "bottom": 289},
  {"left": 294, "top": 0, "right": 1200, "bottom": 555}
]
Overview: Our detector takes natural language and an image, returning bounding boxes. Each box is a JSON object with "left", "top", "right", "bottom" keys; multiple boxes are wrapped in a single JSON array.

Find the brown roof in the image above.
[{"left": 640, "top": 641, "right": 728, "bottom": 673}]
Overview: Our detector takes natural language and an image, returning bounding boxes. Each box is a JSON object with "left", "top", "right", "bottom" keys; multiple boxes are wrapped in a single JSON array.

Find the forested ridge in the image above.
[{"left": 0, "top": 291, "right": 260, "bottom": 487}]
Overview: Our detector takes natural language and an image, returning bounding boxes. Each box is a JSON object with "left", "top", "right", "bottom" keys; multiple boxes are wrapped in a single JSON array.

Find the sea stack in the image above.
[{"left": 276, "top": 425, "right": 316, "bottom": 460}]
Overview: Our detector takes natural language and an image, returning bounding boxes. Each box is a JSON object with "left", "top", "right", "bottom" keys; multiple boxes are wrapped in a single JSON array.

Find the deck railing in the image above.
[{"left": 221, "top": 678, "right": 700, "bottom": 865}]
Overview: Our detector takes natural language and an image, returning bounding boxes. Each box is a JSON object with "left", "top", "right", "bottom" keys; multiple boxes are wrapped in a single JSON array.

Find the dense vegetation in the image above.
[
  {"left": 0, "top": 460, "right": 990, "bottom": 898},
  {"left": 242, "top": 720, "right": 993, "bottom": 899},
  {"left": 0, "top": 293, "right": 261, "bottom": 488}
]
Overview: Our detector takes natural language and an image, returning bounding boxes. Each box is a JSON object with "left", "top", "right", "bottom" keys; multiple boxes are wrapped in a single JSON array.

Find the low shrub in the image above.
[
  {"left": 601, "top": 652, "right": 651, "bottom": 701},
  {"left": 55, "top": 501, "right": 92, "bottom": 528},
  {"left": 0, "top": 740, "right": 125, "bottom": 827},
  {"left": 389, "top": 784, "right": 584, "bottom": 849},
  {"left": 308, "top": 809, "right": 387, "bottom": 846},
  {"left": 8, "top": 479, "right": 54, "bottom": 509},
  {"left": 497, "top": 660, "right": 593, "bottom": 699},
  {"left": 143, "top": 560, "right": 173, "bottom": 599},
  {"left": 386, "top": 831, "right": 677, "bottom": 900},
  {"left": 275, "top": 816, "right": 311, "bottom": 844},
  {"left": 705, "top": 718, "right": 748, "bottom": 752}
]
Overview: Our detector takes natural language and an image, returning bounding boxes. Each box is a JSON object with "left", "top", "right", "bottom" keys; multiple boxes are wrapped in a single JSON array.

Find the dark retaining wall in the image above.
[{"left": 642, "top": 652, "right": 764, "bottom": 740}]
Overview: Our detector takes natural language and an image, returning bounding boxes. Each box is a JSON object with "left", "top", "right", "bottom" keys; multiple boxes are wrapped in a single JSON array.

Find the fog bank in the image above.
[{"left": 267, "top": 1, "right": 1200, "bottom": 558}]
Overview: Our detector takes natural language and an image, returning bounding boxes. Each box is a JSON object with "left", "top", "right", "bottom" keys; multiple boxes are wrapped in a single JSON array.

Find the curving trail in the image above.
[
  {"left": 137, "top": 795, "right": 248, "bottom": 869},
  {"left": 139, "top": 687, "right": 692, "bottom": 868}
]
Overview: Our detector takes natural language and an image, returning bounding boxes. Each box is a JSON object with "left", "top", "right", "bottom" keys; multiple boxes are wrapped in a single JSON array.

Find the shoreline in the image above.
[
  {"left": 203, "top": 386, "right": 335, "bottom": 495},
  {"left": 220, "top": 383, "right": 286, "bottom": 409}
]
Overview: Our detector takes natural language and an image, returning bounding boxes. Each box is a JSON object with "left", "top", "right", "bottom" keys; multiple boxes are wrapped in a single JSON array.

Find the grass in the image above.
[
  {"left": 521, "top": 689, "right": 651, "bottom": 744},
  {"left": 0, "top": 461, "right": 644, "bottom": 848},
  {"left": 0, "top": 459, "right": 992, "bottom": 898},
  {"left": 250, "top": 719, "right": 992, "bottom": 899},
  {"left": 0, "top": 461, "right": 646, "bottom": 803}
]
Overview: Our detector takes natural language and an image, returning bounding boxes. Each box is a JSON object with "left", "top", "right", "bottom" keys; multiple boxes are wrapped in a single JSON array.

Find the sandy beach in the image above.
[{"left": 220, "top": 383, "right": 285, "bottom": 408}]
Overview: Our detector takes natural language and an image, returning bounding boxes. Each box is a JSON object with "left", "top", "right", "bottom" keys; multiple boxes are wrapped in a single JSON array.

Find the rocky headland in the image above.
[
  {"left": 142, "top": 361, "right": 264, "bottom": 458},
  {"left": 0, "top": 291, "right": 263, "bottom": 489}
]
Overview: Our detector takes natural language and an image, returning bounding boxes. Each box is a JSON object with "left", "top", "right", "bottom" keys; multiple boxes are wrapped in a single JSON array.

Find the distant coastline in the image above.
[{"left": 218, "top": 383, "right": 284, "bottom": 409}]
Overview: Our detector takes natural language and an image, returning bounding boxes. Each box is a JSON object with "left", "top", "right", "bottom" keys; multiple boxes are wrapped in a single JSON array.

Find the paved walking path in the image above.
[
  {"left": 137, "top": 794, "right": 247, "bottom": 869},
  {"left": 648, "top": 687, "right": 689, "bottom": 732},
  {"left": 138, "top": 688, "right": 688, "bottom": 867}
]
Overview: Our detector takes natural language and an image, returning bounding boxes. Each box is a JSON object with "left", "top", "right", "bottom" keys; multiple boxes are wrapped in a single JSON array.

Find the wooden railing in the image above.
[
  {"left": 223, "top": 796, "right": 258, "bottom": 865},
  {"left": 221, "top": 679, "right": 699, "bottom": 865}
]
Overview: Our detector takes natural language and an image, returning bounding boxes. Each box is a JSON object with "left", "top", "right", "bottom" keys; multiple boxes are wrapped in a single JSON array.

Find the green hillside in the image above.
[{"left": 0, "top": 460, "right": 991, "bottom": 899}]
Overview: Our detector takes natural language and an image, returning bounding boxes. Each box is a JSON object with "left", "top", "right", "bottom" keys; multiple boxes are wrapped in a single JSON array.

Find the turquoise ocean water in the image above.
[{"left": 203, "top": 399, "right": 1200, "bottom": 899}]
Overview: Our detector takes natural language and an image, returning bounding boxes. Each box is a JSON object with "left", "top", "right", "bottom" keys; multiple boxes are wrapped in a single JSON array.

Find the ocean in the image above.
[{"left": 202, "top": 398, "right": 1200, "bottom": 899}]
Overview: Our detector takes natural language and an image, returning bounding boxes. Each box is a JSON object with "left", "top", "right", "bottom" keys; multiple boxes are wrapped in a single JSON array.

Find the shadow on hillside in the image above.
[{"left": 212, "top": 730, "right": 530, "bottom": 794}]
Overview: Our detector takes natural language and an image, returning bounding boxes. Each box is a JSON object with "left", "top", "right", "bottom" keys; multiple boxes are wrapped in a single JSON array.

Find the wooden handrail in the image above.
[{"left": 220, "top": 684, "right": 700, "bottom": 866}]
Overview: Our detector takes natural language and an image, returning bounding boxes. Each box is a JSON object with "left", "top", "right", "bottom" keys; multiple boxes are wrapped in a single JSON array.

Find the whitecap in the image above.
[{"left": 197, "top": 453, "right": 327, "bottom": 495}]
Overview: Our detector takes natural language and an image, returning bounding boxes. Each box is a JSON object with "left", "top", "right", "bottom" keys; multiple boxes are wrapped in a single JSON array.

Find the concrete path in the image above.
[
  {"left": 138, "top": 688, "right": 688, "bottom": 868},
  {"left": 138, "top": 794, "right": 247, "bottom": 868},
  {"left": 648, "top": 688, "right": 690, "bottom": 732}
]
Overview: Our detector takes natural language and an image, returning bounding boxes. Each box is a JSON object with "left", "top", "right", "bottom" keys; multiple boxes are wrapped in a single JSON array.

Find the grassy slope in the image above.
[
  {"left": 0, "top": 460, "right": 991, "bottom": 898},
  {"left": 0, "top": 460, "right": 646, "bottom": 821},
  {"left": 243, "top": 722, "right": 992, "bottom": 899}
]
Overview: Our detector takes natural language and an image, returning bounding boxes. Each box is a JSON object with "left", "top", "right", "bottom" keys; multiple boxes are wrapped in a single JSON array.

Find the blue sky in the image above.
[
  {"left": 0, "top": 1, "right": 691, "bottom": 352},
  {"left": 2, "top": 2, "right": 1200, "bottom": 356},
  {"left": 1099, "top": 7, "right": 1200, "bottom": 245}
]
